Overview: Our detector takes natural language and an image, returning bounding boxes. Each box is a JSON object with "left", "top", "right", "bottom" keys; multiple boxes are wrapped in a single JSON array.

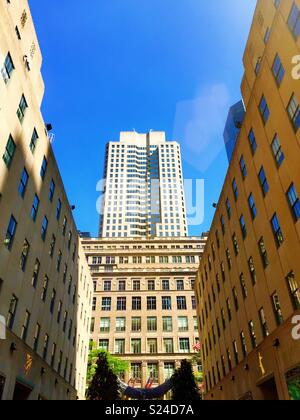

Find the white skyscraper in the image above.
[{"left": 99, "top": 131, "right": 188, "bottom": 238}]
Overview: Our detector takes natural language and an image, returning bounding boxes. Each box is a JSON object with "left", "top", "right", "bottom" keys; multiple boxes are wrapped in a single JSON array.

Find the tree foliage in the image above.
[
  {"left": 87, "top": 347, "right": 129, "bottom": 383},
  {"left": 172, "top": 359, "right": 201, "bottom": 401}
]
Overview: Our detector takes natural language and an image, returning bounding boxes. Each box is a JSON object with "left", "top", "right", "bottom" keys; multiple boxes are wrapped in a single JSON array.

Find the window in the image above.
[
  {"left": 259, "top": 167, "right": 269, "bottom": 196},
  {"left": 148, "top": 280, "right": 155, "bottom": 291},
  {"left": 102, "top": 297, "right": 111, "bottom": 311},
  {"left": 49, "top": 235, "right": 56, "bottom": 257},
  {"left": 115, "top": 339, "right": 125, "bottom": 355},
  {"left": 1, "top": 52, "right": 14, "bottom": 83},
  {"left": 271, "top": 213, "right": 284, "bottom": 246},
  {"left": 147, "top": 296, "right": 156, "bottom": 310},
  {"left": 287, "top": 94, "right": 300, "bottom": 131},
  {"left": 220, "top": 216, "right": 225, "bottom": 234},
  {"left": 99, "top": 340, "right": 109, "bottom": 351},
  {"left": 232, "top": 179, "right": 238, "bottom": 200},
  {"left": 163, "top": 316, "right": 173, "bottom": 332},
  {"left": 288, "top": 3, "right": 300, "bottom": 39},
  {"left": 7, "top": 295, "right": 18, "bottom": 330},
  {"left": 259, "top": 96, "right": 270, "bottom": 124},
  {"left": 240, "top": 273, "right": 248, "bottom": 299},
  {"left": 50, "top": 289, "right": 56, "bottom": 314},
  {"left": 49, "top": 180, "right": 55, "bottom": 202},
  {"left": 43, "top": 334, "right": 49, "bottom": 360},
  {"left": 259, "top": 308, "right": 269, "bottom": 338},
  {"left": 162, "top": 296, "right": 172, "bottom": 310},
  {"left": 147, "top": 339, "right": 157, "bottom": 354},
  {"left": 132, "top": 297, "right": 141, "bottom": 311},
  {"left": 132, "top": 317, "right": 141, "bottom": 332},
  {"left": 259, "top": 238, "right": 269, "bottom": 268},
  {"left": 104, "top": 280, "right": 111, "bottom": 291},
  {"left": 56, "top": 199, "right": 62, "bottom": 221},
  {"left": 272, "top": 54, "right": 285, "bottom": 86},
  {"left": 31, "top": 259, "right": 40, "bottom": 288},
  {"left": 287, "top": 272, "right": 300, "bottom": 310},
  {"left": 41, "top": 216, "right": 48, "bottom": 241},
  {"left": 162, "top": 280, "right": 170, "bottom": 290},
  {"left": 248, "top": 129, "right": 257, "bottom": 154},
  {"left": 118, "top": 280, "right": 126, "bottom": 291},
  {"left": 5, "top": 215, "right": 17, "bottom": 250},
  {"left": 29, "top": 129, "right": 39, "bottom": 153},
  {"left": 164, "top": 338, "right": 174, "bottom": 353},
  {"left": 226, "top": 198, "right": 232, "bottom": 219},
  {"left": 248, "top": 257, "right": 257, "bottom": 285},
  {"left": 30, "top": 194, "right": 40, "bottom": 222},
  {"left": 271, "top": 134, "right": 284, "bottom": 166},
  {"left": 148, "top": 363, "right": 159, "bottom": 381},
  {"left": 271, "top": 292, "right": 284, "bottom": 326},
  {"left": 240, "top": 331, "right": 247, "bottom": 358},
  {"left": 177, "top": 296, "right": 187, "bottom": 310},
  {"left": 17, "top": 95, "right": 28, "bottom": 123},
  {"left": 248, "top": 193, "right": 257, "bottom": 219},
  {"left": 117, "top": 297, "right": 126, "bottom": 311},
  {"left": 40, "top": 157, "right": 48, "bottom": 180},
  {"left": 232, "top": 287, "right": 239, "bottom": 311},
  {"left": 264, "top": 27, "right": 270, "bottom": 44},
  {"left": 232, "top": 234, "right": 239, "bottom": 256},
  {"left": 133, "top": 280, "right": 140, "bottom": 291},
  {"left": 100, "top": 318, "right": 110, "bottom": 332},
  {"left": 116, "top": 317, "right": 126, "bottom": 332},
  {"left": 176, "top": 280, "right": 184, "bottom": 291},
  {"left": 18, "top": 168, "right": 29, "bottom": 198},
  {"left": 179, "top": 338, "right": 190, "bottom": 353},
  {"left": 131, "top": 339, "right": 141, "bottom": 354},
  {"left": 20, "top": 239, "right": 30, "bottom": 271},
  {"left": 131, "top": 364, "right": 142, "bottom": 380},
  {"left": 239, "top": 215, "right": 247, "bottom": 239},
  {"left": 287, "top": 184, "right": 300, "bottom": 221},
  {"left": 56, "top": 250, "right": 62, "bottom": 272},
  {"left": 41, "top": 276, "right": 49, "bottom": 302},
  {"left": 33, "top": 324, "right": 41, "bottom": 352},
  {"left": 239, "top": 156, "right": 247, "bottom": 178},
  {"left": 147, "top": 317, "right": 157, "bottom": 332},
  {"left": 248, "top": 321, "right": 257, "bottom": 349},
  {"left": 178, "top": 316, "right": 188, "bottom": 332},
  {"left": 3, "top": 135, "right": 16, "bottom": 168}
]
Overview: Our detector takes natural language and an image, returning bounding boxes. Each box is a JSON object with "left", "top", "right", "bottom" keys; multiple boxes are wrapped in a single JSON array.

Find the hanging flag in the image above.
[
  {"left": 193, "top": 341, "right": 201, "bottom": 352},
  {"left": 145, "top": 377, "right": 154, "bottom": 389}
]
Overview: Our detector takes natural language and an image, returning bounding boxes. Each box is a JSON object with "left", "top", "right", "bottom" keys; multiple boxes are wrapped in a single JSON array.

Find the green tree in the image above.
[
  {"left": 87, "top": 347, "right": 129, "bottom": 383},
  {"left": 172, "top": 359, "right": 201, "bottom": 401},
  {"left": 86, "top": 352, "right": 120, "bottom": 400}
]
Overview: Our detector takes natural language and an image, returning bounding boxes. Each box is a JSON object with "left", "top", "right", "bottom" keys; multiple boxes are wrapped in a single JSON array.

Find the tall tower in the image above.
[{"left": 99, "top": 131, "right": 188, "bottom": 238}]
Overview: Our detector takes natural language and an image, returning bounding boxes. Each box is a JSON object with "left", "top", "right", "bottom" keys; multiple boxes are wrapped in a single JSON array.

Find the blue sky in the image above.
[{"left": 29, "top": 0, "right": 256, "bottom": 237}]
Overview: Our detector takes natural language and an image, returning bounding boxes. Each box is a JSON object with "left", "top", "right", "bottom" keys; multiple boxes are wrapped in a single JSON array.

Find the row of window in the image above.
[
  {"left": 91, "top": 255, "right": 197, "bottom": 265},
  {"left": 96, "top": 337, "right": 196, "bottom": 355},
  {"left": 91, "top": 316, "right": 198, "bottom": 333},
  {"left": 93, "top": 295, "right": 197, "bottom": 312},
  {"left": 93, "top": 278, "right": 195, "bottom": 292}
]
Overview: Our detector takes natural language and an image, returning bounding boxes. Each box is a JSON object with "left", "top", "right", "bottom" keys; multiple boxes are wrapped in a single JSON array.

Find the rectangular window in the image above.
[
  {"left": 3, "top": 135, "right": 16, "bottom": 168},
  {"left": 116, "top": 317, "right": 126, "bottom": 332},
  {"left": 115, "top": 339, "right": 125, "bottom": 355},
  {"left": 272, "top": 54, "right": 285, "bottom": 86},
  {"left": 132, "top": 317, "right": 141, "bottom": 332},
  {"left": 259, "top": 167, "right": 269, "bottom": 196},
  {"left": 40, "top": 157, "right": 48, "bottom": 180},
  {"left": 248, "top": 321, "right": 257, "bottom": 349},
  {"left": 163, "top": 316, "right": 173, "bottom": 332},
  {"left": 41, "top": 276, "right": 49, "bottom": 302},
  {"left": 232, "top": 179, "right": 238, "bottom": 200},
  {"left": 248, "top": 193, "right": 257, "bottom": 219},
  {"left": 248, "top": 129, "right": 257, "bottom": 154},
  {"left": 131, "top": 339, "right": 141, "bottom": 354},
  {"left": 99, "top": 340, "right": 109, "bottom": 351},
  {"left": 131, "top": 364, "right": 142, "bottom": 380},
  {"left": 177, "top": 280, "right": 184, "bottom": 291},
  {"left": 29, "top": 129, "right": 39, "bottom": 153},
  {"left": 287, "top": 272, "right": 300, "bottom": 310},
  {"left": 178, "top": 316, "right": 188, "bottom": 332},
  {"left": 133, "top": 280, "right": 140, "bottom": 291},
  {"left": 31, "top": 195, "right": 40, "bottom": 221},
  {"left": 162, "top": 280, "right": 170, "bottom": 290},
  {"left": 164, "top": 338, "right": 174, "bottom": 354},
  {"left": 287, "top": 184, "right": 300, "bottom": 221},
  {"left": 259, "top": 307, "right": 269, "bottom": 338},
  {"left": 7, "top": 295, "right": 18, "bottom": 330},
  {"left": 147, "top": 317, "right": 157, "bottom": 331},
  {"left": 271, "top": 213, "right": 284, "bottom": 247},
  {"left": 287, "top": 94, "right": 300, "bottom": 131},
  {"left": 148, "top": 280, "right": 155, "bottom": 291},
  {"left": 118, "top": 280, "right": 126, "bottom": 291},
  {"left": 31, "top": 259, "right": 40, "bottom": 288},
  {"left": 100, "top": 318, "right": 110, "bottom": 333},
  {"left": 259, "top": 237, "right": 269, "bottom": 268},
  {"left": 177, "top": 296, "right": 187, "bottom": 310},
  {"left": 18, "top": 168, "right": 29, "bottom": 198},
  {"left": 104, "top": 280, "right": 111, "bottom": 291},
  {"left": 117, "top": 297, "right": 126, "bottom": 311},
  {"left": 49, "top": 180, "right": 55, "bottom": 202},
  {"left": 259, "top": 95, "right": 270, "bottom": 124},
  {"left": 41, "top": 216, "right": 48, "bottom": 241},
  {"left": 20, "top": 239, "right": 30, "bottom": 271},
  {"left": 147, "top": 296, "right": 156, "bottom": 310},
  {"left": 239, "top": 156, "right": 247, "bottom": 178},
  {"left": 1, "top": 52, "right": 14, "bottom": 83},
  {"left": 132, "top": 297, "right": 141, "bottom": 311},
  {"left": 102, "top": 297, "right": 111, "bottom": 311},
  {"left": 288, "top": 3, "right": 300, "bottom": 39},
  {"left": 17, "top": 95, "right": 28, "bottom": 123},
  {"left": 271, "top": 134, "right": 284, "bottom": 166},
  {"left": 147, "top": 338, "right": 157, "bottom": 354},
  {"left": 56, "top": 199, "right": 62, "bottom": 220},
  {"left": 271, "top": 292, "right": 284, "bottom": 326},
  {"left": 179, "top": 338, "right": 190, "bottom": 353},
  {"left": 162, "top": 296, "right": 172, "bottom": 310},
  {"left": 239, "top": 215, "right": 247, "bottom": 239},
  {"left": 5, "top": 215, "right": 17, "bottom": 250}
]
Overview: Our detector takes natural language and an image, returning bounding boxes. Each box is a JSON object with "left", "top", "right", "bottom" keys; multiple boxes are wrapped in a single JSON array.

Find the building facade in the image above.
[
  {"left": 82, "top": 236, "right": 206, "bottom": 391},
  {"left": 0, "top": 0, "right": 92, "bottom": 400},
  {"left": 196, "top": 0, "right": 300, "bottom": 400},
  {"left": 99, "top": 131, "right": 188, "bottom": 239}
]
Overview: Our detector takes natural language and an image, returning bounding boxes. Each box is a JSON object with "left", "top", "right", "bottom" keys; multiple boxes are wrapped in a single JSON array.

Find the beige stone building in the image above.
[
  {"left": 0, "top": 0, "right": 92, "bottom": 400},
  {"left": 82, "top": 236, "right": 206, "bottom": 391},
  {"left": 196, "top": 0, "right": 300, "bottom": 400}
]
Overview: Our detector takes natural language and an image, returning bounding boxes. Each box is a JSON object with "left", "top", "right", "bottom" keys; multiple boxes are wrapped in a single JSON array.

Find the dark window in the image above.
[
  {"left": 31, "top": 194, "right": 40, "bottom": 221},
  {"left": 288, "top": 3, "right": 300, "bottom": 39},
  {"left": 259, "top": 96, "right": 270, "bottom": 124},
  {"left": 248, "top": 129, "right": 257, "bottom": 154},
  {"left": 3, "top": 135, "right": 16, "bottom": 168},
  {"left": 259, "top": 167, "right": 269, "bottom": 195},
  {"left": 271, "top": 213, "right": 284, "bottom": 246},
  {"left": 5, "top": 215, "right": 17, "bottom": 250},
  {"left": 18, "top": 168, "right": 29, "bottom": 198},
  {"left": 287, "top": 184, "right": 300, "bottom": 221},
  {"left": 17, "top": 95, "right": 28, "bottom": 123}
]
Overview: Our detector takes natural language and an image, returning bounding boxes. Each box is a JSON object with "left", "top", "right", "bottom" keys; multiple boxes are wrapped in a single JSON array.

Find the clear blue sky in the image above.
[{"left": 29, "top": 0, "right": 256, "bottom": 237}]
